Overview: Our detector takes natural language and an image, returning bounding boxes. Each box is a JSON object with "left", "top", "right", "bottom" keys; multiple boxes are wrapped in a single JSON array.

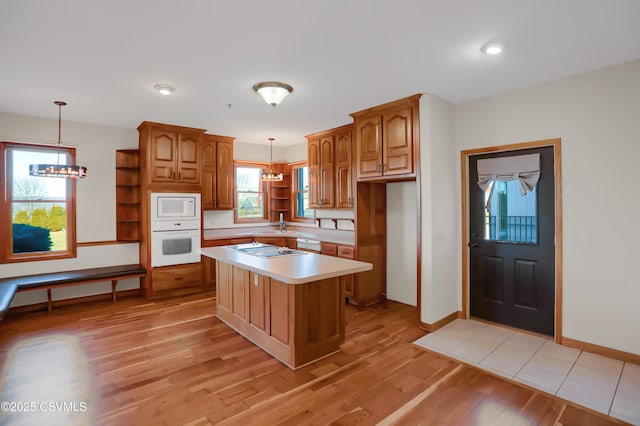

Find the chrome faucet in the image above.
[{"left": 279, "top": 212, "right": 286, "bottom": 231}]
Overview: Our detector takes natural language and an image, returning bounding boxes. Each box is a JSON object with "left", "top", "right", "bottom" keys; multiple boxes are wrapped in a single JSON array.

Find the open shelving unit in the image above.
[
  {"left": 268, "top": 163, "right": 290, "bottom": 222},
  {"left": 115, "top": 149, "right": 141, "bottom": 241}
]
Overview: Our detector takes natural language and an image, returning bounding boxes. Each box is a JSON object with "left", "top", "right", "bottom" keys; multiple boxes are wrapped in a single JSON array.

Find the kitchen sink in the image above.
[{"left": 232, "top": 243, "right": 308, "bottom": 258}]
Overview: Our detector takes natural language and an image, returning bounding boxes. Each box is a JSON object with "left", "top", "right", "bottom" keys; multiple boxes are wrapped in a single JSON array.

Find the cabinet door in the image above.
[
  {"left": 149, "top": 129, "right": 178, "bottom": 182},
  {"left": 308, "top": 139, "right": 321, "bottom": 208},
  {"left": 382, "top": 106, "right": 413, "bottom": 176},
  {"left": 216, "top": 140, "right": 234, "bottom": 209},
  {"left": 355, "top": 115, "right": 383, "bottom": 179},
  {"left": 202, "top": 140, "right": 216, "bottom": 209},
  {"left": 177, "top": 132, "right": 201, "bottom": 183},
  {"left": 335, "top": 130, "right": 353, "bottom": 208},
  {"left": 319, "top": 136, "right": 335, "bottom": 207}
]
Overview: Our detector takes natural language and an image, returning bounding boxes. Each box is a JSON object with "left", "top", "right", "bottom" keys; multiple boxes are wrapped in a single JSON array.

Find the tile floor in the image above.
[{"left": 413, "top": 319, "right": 640, "bottom": 425}]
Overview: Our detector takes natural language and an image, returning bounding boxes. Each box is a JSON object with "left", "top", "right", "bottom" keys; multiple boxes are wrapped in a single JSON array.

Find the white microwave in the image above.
[{"left": 151, "top": 192, "right": 201, "bottom": 221}]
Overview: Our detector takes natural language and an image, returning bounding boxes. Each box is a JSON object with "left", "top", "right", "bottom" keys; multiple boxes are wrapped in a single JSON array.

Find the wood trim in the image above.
[
  {"left": 349, "top": 93, "right": 422, "bottom": 119},
  {"left": 414, "top": 101, "right": 422, "bottom": 324},
  {"left": 418, "top": 311, "right": 460, "bottom": 332},
  {"left": 304, "top": 123, "right": 354, "bottom": 139},
  {"left": 77, "top": 240, "right": 136, "bottom": 247},
  {"left": 562, "top": 337, "right": 640, "bottom": 365},
  {"left": 460, "top": 138, "right": 563, "bottom": 341}
]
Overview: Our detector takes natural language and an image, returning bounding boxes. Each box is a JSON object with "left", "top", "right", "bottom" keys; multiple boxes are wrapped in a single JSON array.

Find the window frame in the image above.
[
  {"left": 1, "top": 141, "right": 78, "bottom": 263},
  {"left": 289, "top": 161, "right": 315, "bottom": 223},
  {"left": 233, "top": 160, "right": 269, "bottom": 223}
]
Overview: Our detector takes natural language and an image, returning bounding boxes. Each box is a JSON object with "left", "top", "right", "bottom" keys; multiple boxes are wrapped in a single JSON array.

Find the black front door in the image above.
[{"left": 469, "top": 146, "right": 555, "bottom": 336}]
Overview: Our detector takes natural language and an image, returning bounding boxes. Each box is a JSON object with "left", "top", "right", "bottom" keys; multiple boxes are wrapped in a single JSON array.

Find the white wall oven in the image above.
[{"left": 150, "top": 192, "right": 201, "bottom": 267}]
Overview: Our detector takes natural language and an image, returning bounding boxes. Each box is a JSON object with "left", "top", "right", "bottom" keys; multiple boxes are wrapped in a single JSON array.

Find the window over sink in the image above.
[{"left": 234, "top": 161, "right": 268, "bottom": 223}]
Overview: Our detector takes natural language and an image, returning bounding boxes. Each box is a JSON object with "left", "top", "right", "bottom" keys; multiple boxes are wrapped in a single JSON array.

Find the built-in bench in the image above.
[{"left": 0, "top": 264, "right": 146, "bottom": 321}]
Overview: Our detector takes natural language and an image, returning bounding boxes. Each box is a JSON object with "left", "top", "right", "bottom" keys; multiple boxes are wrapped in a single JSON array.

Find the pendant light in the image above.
[
  {"left": 29, "top": 101, "right": 88, "bottom": 178},
  {"left": 261, "top": 138, "right": 283, "bottom": 181},
  {"left": 253, "top": 82, "right": 293, "bottom": 107}
]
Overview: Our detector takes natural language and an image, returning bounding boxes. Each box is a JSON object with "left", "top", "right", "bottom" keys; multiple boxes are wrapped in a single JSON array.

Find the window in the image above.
[
  {"left": 1, "top": 142, "right": 77, "bottom": 262},
  {"left": 290, "top": 163, "right": 314, "bottom": 221},
  {"left": 234, "top": 162, "right": 268, "bottom": 222},
  {"left": 484, "top": 180, "right": 537, "bottom": 244}
]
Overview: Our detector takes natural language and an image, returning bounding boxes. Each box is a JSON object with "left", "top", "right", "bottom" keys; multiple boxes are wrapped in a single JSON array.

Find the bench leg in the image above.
[
  {"left": 112, "top": 280, "right": 117, "bottom": 303},
  {"left": 47, "top": 288, "right": 52, "bottom": 312}
]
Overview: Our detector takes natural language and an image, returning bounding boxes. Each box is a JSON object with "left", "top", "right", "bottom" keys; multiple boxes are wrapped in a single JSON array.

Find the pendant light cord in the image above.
[{"left": 55, "top": 101, "right": 66, "bottom": 165}]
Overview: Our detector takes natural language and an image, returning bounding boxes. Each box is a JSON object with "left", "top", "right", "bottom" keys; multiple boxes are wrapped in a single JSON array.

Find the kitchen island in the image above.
[{"left": 200, "top": 244, "right": 372, "bottom": 369}]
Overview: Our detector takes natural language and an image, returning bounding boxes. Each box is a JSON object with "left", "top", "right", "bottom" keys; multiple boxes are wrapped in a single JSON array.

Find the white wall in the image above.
[
  {"left": 0, "top": 112, "right": 141, "bottom": 305},
  {"left": 386, "top": 181, "right": 417, "bottom": 306},
  {"left": 454, "top": 60, "right": 640, "bottom": 354},
  {"left": 419, "top": 95, "right": 458, "bottom": 324}
]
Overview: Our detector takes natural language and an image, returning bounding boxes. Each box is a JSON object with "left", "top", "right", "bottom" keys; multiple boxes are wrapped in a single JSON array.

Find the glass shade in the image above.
[{"left": 253, "top": 82, "right": 293, "bottom": 107}]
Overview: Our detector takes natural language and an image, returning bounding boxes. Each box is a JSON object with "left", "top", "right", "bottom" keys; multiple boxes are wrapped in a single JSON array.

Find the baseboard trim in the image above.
[
  {"left": 562, "top": 336, "right": 640, "bottom": 365},
  {"left": 8, "top": 288, "right": 142, "bottom": 315},
  {"left": 419, "top": 311, "right": 460, "bottom": 332}
]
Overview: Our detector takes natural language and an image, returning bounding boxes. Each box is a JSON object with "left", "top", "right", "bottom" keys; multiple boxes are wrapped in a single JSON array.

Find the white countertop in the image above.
[
  {"left": 203, "top": 226, "right": 355, "bottom": 245},
  {"left": 199, "top": 245, "right": 372, "bottom": 285}
]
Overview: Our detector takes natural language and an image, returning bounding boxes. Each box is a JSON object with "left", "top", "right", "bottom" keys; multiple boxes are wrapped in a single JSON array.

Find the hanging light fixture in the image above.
[
  {"left": 261, "top": 137, "right": 283, "bottom": 182},
  {"left": 253, "top": 81, "right": 293, "bottom": 107},
  {"left": 29, "top": 101, "right": 88, "bottom": 178}
]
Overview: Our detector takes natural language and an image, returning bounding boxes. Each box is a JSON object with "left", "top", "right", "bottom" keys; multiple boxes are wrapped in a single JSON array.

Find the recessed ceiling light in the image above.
[
  {"left": 153, "top": 84, "right": 175, "bottom": 96},
  {"left": 481, "top": 42, "right": 503, "bottom": 55}
]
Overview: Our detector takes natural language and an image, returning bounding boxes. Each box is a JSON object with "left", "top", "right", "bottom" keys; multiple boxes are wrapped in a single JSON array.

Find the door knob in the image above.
[{"left": 468, "top": 242, "right": 479, "bottom": 248}]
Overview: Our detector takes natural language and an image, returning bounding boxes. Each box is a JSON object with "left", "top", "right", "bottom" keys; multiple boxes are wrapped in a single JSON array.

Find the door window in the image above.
[{"left": 484, "top": 180, "right": 537, "bottom": 244}]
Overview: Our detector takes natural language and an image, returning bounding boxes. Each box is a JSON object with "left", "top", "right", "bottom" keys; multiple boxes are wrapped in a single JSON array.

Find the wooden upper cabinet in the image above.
[
  {"left": 306, "top": 124, "right": 353, "bottom": 209},
  {"left": 138, "top": 121, "right": 206, "bottom": 187},
  {"left": 202, "top": 134, "right": 235, "bottom": 210},
  {"left": 216, "top": 140, "right": 234, "bottom": 209},
  {"left": 149, "top": 129, "right": 178, "bottom": 182},
  {"left": 177, "top": 133, "right": 201, "bottom": 183},
  {"left": 335, "top": 129, "right": 354, "bottom": 208},
  {"left": 319, "top": 136, "right": 335, "bottom": 208},
  {"left": 354, "top": 116, "right": 382, "bottom": 179},
  {"left": 382, "top": 105, "right": 413, "bottom": 176},
  {"left": 307, "top": 139, "right": 321, "bottom": 208},
  {"left": 350, "top": 94, "right": 421, "bottom": 181}
]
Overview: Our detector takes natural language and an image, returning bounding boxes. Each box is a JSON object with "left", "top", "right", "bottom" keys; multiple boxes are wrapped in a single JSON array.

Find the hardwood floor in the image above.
[{"left": 0, "top": 293, "right": 627, "bottom": 425}]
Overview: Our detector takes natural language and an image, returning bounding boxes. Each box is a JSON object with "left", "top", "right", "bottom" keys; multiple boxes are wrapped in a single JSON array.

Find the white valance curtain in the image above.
[{"left": 477, "top": 153, "right": 541, "bottom": 208}]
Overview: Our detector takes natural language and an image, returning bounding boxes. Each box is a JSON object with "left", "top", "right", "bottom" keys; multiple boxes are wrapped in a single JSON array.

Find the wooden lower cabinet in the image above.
[
  {"left": 216, "top": 261, "right": 344, "bottom": 369},
  {"left": 151, "top": 263, "right": 203, "bottom": 293},
  {"left": 321, "top": 243, "right": 356, "bottom": 300}
]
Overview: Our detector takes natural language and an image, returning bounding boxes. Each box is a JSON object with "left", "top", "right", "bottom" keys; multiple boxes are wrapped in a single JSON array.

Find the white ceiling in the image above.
[{"left": 1, "top": 0, "right": 639, "bottom": 146}]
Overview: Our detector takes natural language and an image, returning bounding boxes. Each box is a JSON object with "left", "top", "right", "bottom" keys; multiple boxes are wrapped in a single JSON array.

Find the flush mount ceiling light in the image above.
[
  {"left": 29, "top": 101, "right": 88, "bottom": 178},
  {"left": 252, "top": 81, "right": 293, "bottom": 107},
  {"left": 153, "top": 84, "right": 175, "bottom": 96},
  {"left": 481, "top": 42, "right": 503, "bottom": 55},
  {"left": 261, "top": 138, "right": 283, "bottom": 181}
]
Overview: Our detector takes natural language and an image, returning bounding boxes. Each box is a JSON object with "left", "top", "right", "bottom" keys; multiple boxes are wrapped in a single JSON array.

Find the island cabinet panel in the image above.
[
  {"left": 214, "top": 260, "right": 345, "bottom": 369},
  {"left": 232, "top": 266, "right": 249, "bottom": 320},
  {"left": 248, "top": 272, "right": 268, "bottom": 332},
  {"left": 295, "top": 278, "right": 344, "bottom": 364},
  {"left": 269, "top": 280, "right": 292, "bottom": 345}
]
